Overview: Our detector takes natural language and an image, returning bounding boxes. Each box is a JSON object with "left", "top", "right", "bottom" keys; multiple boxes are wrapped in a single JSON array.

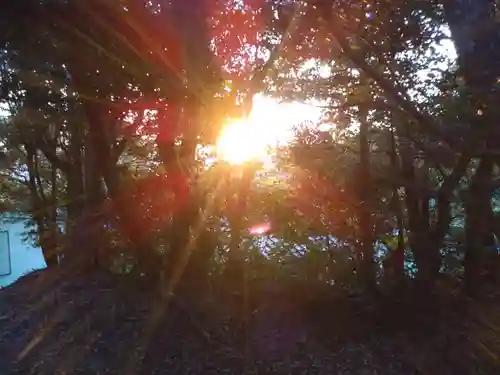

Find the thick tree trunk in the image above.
[
  {"left": 160, "top": 0, "right": 215, "bottom": 284},
  {"left": 464, "top": 157, "right": 494, "bottom": 294},
  {"left": 357, "top": 113, "right": 376, "bottom": 291},
  {"left": 443, "top": 0, "right": 500, "bottom": 294},
  {"left": 157, "top": 118, "right": 199, "bottom": 281},
  {"left": 82, "top": 118, "right": 108, "bottom": 267},
  {"left": 400, "top": 145, "right": 440, "bottom": 286},
  {"left": 81, "top": 100, "right": 160, "bottom": 273}
]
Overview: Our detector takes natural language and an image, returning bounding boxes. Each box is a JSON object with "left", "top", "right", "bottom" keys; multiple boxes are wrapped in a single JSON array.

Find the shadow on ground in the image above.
[{"left": 0, "top": 269, "right": 499, "bottom": 374}]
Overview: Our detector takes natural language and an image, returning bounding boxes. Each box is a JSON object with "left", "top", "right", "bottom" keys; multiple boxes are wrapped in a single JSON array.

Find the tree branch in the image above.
[
  {"left": 242, "top": 2, "right": 303, "bottom": 115},
  {"left": 38, "top": 138, "right": 71, "bottom": 173}
]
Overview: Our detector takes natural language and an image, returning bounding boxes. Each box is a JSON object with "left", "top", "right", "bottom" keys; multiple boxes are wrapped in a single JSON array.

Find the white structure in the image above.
[{"left": 0, "top": 218, "right": 46, "bottom": 288}]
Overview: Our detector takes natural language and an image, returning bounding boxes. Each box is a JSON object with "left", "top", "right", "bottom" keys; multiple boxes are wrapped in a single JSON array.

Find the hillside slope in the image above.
[{"left": 0, "top": 269, "right": 498, "bottom": 375}]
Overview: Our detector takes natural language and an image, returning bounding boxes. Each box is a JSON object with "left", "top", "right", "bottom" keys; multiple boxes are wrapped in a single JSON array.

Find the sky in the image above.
[
  {"left": 216, "top": 31, "right": 457, "bottom": 167},
  {"left": 0, "top": 25, "right": 457, "bottom": 169},
  {"left": 215, "top": 93, "right": 324, "bottom": 165}
]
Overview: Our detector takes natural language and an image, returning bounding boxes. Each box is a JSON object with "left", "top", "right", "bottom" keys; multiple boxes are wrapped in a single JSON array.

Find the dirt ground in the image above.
[{"left": 0, "top": 269, "right": 498, "bottom": 375}]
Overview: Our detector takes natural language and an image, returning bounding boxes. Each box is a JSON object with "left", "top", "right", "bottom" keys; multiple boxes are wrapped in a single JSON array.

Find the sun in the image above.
[
  {"left": 215, "top": 94, "right": 322, "bottom": 166},
  {"left": 216, "top": 119, "right": 268, "bottom": 165}
]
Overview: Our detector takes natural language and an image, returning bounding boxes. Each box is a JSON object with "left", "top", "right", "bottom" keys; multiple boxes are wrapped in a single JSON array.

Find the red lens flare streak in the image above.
[{"left": 249, "top": 222, "right": 272, "bottom": 235}]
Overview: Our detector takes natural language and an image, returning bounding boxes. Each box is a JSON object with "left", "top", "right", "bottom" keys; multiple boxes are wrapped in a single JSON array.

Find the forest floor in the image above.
[{"left": 0, "top": 269, "right": 499, "bottom": 375}]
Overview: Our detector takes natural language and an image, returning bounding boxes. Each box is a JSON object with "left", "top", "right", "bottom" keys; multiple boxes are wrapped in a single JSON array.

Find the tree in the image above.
[
  {"left": 1, "top": 0, "right": 500, "bottom": 299},
  {"left": 442, "top": 0, "right": 500, "bottom": 294}
]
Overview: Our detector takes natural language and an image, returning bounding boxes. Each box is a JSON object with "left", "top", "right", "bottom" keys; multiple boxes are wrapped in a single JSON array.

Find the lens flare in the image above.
[{"left": 249, "top": 222, "right": 271, "bottom": 235}]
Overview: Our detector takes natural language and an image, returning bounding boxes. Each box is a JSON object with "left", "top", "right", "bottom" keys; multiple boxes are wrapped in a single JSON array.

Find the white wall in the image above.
[{"left": 0, "top": 220, "right": 46, "bottom": 288}]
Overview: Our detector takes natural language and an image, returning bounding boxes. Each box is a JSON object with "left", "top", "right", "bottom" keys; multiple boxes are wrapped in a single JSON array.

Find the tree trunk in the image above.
[
  {"left": 179, "top": 227, "right": 217, "bottom": 294},
  {"left": 357, "top": 112, "right": 376, "bottom": 291},
  {"left": 443, "top": 0, "right": 500, "bottom": 294},
  {"left": 160, "top": 0, "right": 214, "bottom": 283},
  {"left": 25, "top": 144, "right": 59, "bottom": 267},
  {"left": 384, "top": 191, "right": 406, "bottom": 284},
  {"left": 83, "top": 119, "right": 108, "bottom": 267},
  {"left": 48, "top": 155, "right": 60, "bottom": 263},
  {"left": 464, "top": 157, "right": 494, "bottom": 295},
  {"left": 66, "top": 121, "right": 86, "bottom": 230},
  {"left": 388, "top": 127, "right": 405, "bottom": 280},
  {"left": 400, "top": 143, "right": 440, "bottom": 286},
  {"left": 157, "top": 127, "right": 199, "bottom": 281},
  {"left": 82, "top": 100, "right": 160, "bottom": 273},
  {"left": 225, "top": 167, "right": 254, "bottom": 289}
]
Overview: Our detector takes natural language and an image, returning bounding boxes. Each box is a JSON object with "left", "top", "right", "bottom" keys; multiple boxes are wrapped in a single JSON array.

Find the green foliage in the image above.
[
  {"left": 1, "top": 2, "right": 500, "bottom": 373},
  {"left": 0, "top": 0, "right": 499, "bottom": 300}
]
